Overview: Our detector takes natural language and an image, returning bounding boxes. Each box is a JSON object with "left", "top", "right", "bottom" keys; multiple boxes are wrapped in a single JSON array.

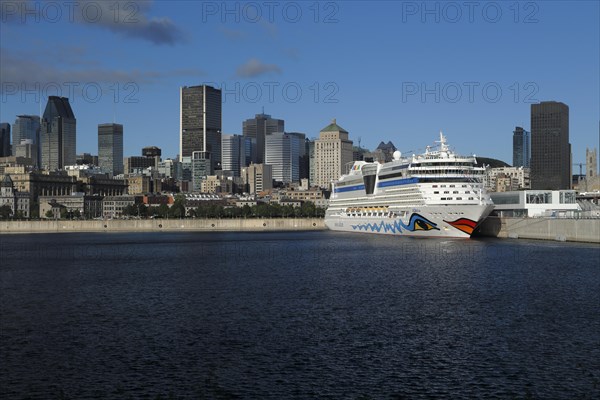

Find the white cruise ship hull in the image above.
[
  {"left": 325, "top": 204, "right": 494, "bottom": 238},
  {"left": 324, "top": 133, "right": 495, "bottom": 238}
]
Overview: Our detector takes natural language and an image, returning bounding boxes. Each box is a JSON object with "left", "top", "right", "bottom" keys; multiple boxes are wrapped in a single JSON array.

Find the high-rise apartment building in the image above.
[
  {"left": 512, "top": 126, "right": 530, "bottom": 168},
  {"left": 243, "top": 113, "right": 284, "bottom": 164},
  {"left": 41, "top": 96, "right": 76, "bottom": 170},
  {"left": 314, "top": 119, "right": 353, "bottom": 188},
  {"left": 530, "top": 101, "right": 570, "bottom": 189},
  {"left": 98, "top": 123, "right": 124, "bottom": 177},
  {"left": 180, "top": 85, "right": 221, "bottom": 172}
]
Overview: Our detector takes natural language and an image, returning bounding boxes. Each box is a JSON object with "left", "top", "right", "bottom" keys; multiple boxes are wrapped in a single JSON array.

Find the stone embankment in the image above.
[
  {"left": 0, "top": 218, "right": 327, "bottom": 234},
  {"left": 3, "top": 217, "right": 598, "bottom": 244},
  {"left": 477, "top": 217, "right": 600, "bottom": 243}
]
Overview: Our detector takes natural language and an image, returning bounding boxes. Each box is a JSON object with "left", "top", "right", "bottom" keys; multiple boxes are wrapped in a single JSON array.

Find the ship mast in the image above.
[{"left": 436, "top": 131, "right": 449, "bottom": 152}]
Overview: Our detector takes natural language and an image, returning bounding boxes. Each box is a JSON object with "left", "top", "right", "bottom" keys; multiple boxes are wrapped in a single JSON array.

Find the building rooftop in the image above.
[{"left": 320, "top": 119, "right": 348, "bottom": 133}]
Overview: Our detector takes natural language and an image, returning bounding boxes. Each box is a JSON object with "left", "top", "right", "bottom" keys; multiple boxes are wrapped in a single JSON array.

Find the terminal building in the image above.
[{"left": 490, "top": 190, "right": 580, "bottom": 217}]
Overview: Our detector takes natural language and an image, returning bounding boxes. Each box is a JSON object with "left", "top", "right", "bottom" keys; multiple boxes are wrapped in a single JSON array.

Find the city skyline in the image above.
[{"left": 1, "top": 1, "right": 598, "bottom": 164}]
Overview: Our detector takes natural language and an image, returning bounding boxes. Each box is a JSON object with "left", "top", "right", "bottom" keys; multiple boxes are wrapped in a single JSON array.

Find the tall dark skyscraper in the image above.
[
  {"left": 180, "top": 85, "right": 222, "bottom": 172},
  {"left": 0, "top": 123, "right": 10, "bottom": 157},
  {"left": 531, "top": 101, "right": 570, "bottom": 190},
  {"left": 98, "top": 123, "right": 124, "bottom": 177},
  {"left": 512, "top": 126, "right": 530, "bottom": 168},
  {"left": 41, "top": 96, "right": 76, "bottom": 170},
  {"left": 243, "top": 113, "right": 284, "bottom": 164}
]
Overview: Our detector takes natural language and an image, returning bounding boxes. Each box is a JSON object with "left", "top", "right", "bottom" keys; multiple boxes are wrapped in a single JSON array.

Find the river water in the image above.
[{"left": 1, "top": 231, "right": 599, "bottom": 398}]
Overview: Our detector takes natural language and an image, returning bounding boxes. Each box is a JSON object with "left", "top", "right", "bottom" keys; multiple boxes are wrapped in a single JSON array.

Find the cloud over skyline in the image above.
[
  {"left": 1, "top": 0, "right": 185, "bottom": 45},
  {"left": 236, "top": 58, "right": 282, "bottom": 78}
]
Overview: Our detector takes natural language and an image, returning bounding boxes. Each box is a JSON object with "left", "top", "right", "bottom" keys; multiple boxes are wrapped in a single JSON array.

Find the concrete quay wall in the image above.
[
  {"left": 477, "top": 217, "right": 600, "bottom": 244},
  {"left": 0, "top": 218, "right": 327, "bottom": 234}
]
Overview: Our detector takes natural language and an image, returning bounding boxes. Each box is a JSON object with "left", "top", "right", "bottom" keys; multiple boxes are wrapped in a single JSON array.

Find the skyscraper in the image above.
[
  {"left": 221, "top": 134, "right": 254, "bottom": 177},
  {"left": 0, "top": 123, "right": 10, "bottom": 157},
  {"left": 512, "top": 126, "right": 530, "bottom": 168},
  {"left": 13, "top": 115, "right": 41, "bottom": 165},
  {"left": 243, "top": 113, "right": 284, "bottom": 164},
  {"left": 314, "top": 119, "right": 353, "bottom": 188},
  {"left": 142, "top": 146, "right": 162, "bottom": 168},
  {"left": 98, "top": 123, "right": 124, "bottom": 177},
  {"left": 530, "top": 101, "right": 570, "bottom": 189},
  {"left": 41, "top": 96, "right": 76, "bottom": 170},
  {"left": 285, "top": 132, "right": 307, "bottom": 181},
  {"left": 191, "top": 151, "right": 211, "bottom": 192},
  {"left": 13, "top": 115, "right": 40, "bottom": 147},
  {"left": 307, "top": 139, "right": 315, "bottom": 186},
  {"left": 180, "top": 85, "right": 222, "bottom": 172},
  {"left": 265, "top": 132, "right": 300, "bottom": 184}
]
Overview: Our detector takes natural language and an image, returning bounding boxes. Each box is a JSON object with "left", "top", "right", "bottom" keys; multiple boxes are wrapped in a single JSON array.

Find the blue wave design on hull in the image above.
[{"left": 350, "top": 213, "right": 439, "bottom": 234}]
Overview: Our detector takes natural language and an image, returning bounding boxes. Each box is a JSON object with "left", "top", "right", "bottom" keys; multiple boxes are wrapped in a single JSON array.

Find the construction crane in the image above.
[
  {"left": 573, "top": 162, "right": 588, "bottom": 191},
  {"left": 573, "top": 162, "right": 587, "bottom": 176}
]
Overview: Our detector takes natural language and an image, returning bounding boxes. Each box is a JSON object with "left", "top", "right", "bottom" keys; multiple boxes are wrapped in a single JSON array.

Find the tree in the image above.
[
  {"left": 45, "top": 210, "right": 54, "bottom": 219},
  {"left": 241, "top": 204, "right": 252, "bottom": 218},
  {"left": 30, "top": 202, "right": 39, "bottom": 219},
  {"left": 122, "top": 205, "right": 134, "bottom": 216},
  {"left": 137, "top": 204, "right": 148, "bottom": 218},
  {"left": 169, "top": 194, "right": 186, "bottom": 218},
  {"left": 0, "top": 204, "right": 13, "bottom": 219},
  {"left": 157, "top": 204, "right": 169, "bottom": 218},
  {"left": 300, "top": 201, "right": 316, "bottom": 217}
]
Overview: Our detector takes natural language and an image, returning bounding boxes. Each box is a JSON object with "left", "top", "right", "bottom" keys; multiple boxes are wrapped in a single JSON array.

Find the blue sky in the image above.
[{"left": 1, "top": 0, "right": 598, "bottom": 164}]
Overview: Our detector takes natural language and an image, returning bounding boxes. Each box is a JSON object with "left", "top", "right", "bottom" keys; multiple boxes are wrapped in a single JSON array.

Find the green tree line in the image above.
[{"left": 122, "top": 200, "right": 325, "bottom": 219}]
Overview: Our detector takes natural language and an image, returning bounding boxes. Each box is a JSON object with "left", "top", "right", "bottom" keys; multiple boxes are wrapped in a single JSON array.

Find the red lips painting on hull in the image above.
[{"left": 444, "top": 218, "right": 478, "bottom": 236}]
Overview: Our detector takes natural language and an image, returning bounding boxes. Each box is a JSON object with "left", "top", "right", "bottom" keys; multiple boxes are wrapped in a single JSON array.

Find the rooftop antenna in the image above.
[{"left": 358, "top": 136, "right": 362, "bottom": 149}]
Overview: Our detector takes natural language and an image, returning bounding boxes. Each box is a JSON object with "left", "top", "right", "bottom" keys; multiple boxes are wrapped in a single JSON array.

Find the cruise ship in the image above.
[{"left": 324, "top": 133, "right": 494, "bottom": 238}]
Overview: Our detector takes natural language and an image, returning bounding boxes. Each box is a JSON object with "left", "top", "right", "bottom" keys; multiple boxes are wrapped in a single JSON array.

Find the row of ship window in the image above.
[
  {"left": 433, "top": 190, "right": 471, "bottom": 194},
  {"left": 347, "top": 212, "right": 396, "bottom": 218},
  {"left": 432, "top": 184, "right": 468, "bottom": 188},
  {"left": 439, "top": 197, "right": 475, "bottom": 201}
]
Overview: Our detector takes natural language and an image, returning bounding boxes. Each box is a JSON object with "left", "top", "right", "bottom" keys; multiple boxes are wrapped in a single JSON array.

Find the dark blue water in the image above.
[{"left": 1, "top": 231, "right": 599, "bottom": 399}]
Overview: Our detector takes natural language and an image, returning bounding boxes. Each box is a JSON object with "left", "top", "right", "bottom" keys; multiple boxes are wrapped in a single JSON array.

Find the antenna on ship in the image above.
[{"left": 436, "top": 130, "right": 448, "bottom": 152}]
